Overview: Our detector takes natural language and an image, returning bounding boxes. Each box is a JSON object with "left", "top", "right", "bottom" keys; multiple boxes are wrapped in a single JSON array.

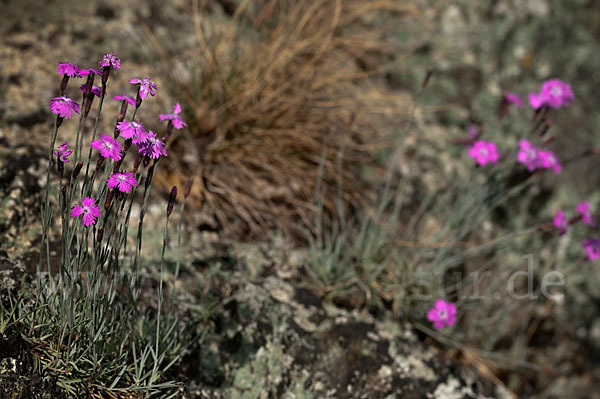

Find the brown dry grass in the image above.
[{"left": 155, "top": 0, "right": 425, "bottom": 239}]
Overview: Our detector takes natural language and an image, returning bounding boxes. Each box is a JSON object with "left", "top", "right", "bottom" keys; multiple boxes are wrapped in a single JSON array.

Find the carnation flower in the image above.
[
  {"left": 468, "top": 141, "right": 499, "bottom": 166},
  {"left": 91, "top": 134, "right": 123, "bottom": 161},
  {"left": 57, "top": 62, "right": 80, "bottom": 77},
  {"left": 71, "top": 197, "right": 101, "bottom": 227},
  {"left": 159, "top": 103, "right": 187, "bottom": 129},
  {"left": 427, "top": 299, "right": 456, "bottom": 330},
  {"left": 582, "top": 238, "right": 600, "bottom": 261},
  {"left": 113, "top": 94, "right": 136, "bottom": 107},
  {"left": 107, "top": 171, "right": 137, "bottom": 193},
  {"left": 54, "top": 141, "right": 72, "bottom": 163},
  {"left": 99, "top": 52, "right": 120, "bottom": 70},
  {"left": 129, "top": 77, "right": 157, "bottom": 100},
  {"left": 77, "top": 67, "right": 101, "bottom": 77},
  {"left": 537, "top": 150, "right": 561, "bottom": 174},
  {"left": 49, "top": 96, "right": 81, "bottom": 118},
  {"left": 528, "top": 79, "right": 574, "bottom": 109},
  {"left": 553, "top": 209, "right": 568, "bottom": 235},
  {"left": 577, "top": 202, "right": 595, "bottom": 227},
  {"left": 137, "top": 131, "right": 167, "bottom": 159},
  {"left": 517, "top": 140, "right": 539, "bottom": 171},
  {"left": 80, "top": 84, "right": 102, "bottom": 97},
  {"left": 540, "top": 79, "right": 574, "bottom": 109},
  {"left": 116, "top": 120, "right": 147, "bottom": 143},
  {"left": 528, "top": 93, "right": 544, "bottom": 109},
  {"left": 505, "top": 92, "right": 522, "bottom": 107}
]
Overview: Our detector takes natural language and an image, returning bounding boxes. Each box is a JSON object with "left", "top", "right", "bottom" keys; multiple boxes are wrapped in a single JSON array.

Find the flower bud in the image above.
[
  {"left": 184, "top": 177, "right": 194, "bottom": 199},
  {"left": 59, "top": 75, "right": 69, "bottom": 96},
  {"left": 72, "top": 162, "right": 83, "bottom": 178},
  {"left": 135, "top": 89, "right": 142, "bottom": 108},
  {"left": 133, "top": 153, "right": 142, "bottom": 173},
  {"left": 167, "top": 186, "right": 177, "bottom": 218},
  {"left": 104, "top": 189, "right": 114, "bottom": 210}
]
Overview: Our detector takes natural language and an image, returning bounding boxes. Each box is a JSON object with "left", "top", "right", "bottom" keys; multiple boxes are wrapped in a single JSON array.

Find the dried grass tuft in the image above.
[{"left": 157, "top": 0, "right": 422, "bottom": 239}]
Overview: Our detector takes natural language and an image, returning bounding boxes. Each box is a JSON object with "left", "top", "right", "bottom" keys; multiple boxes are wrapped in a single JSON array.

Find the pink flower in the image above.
[
  {"left": 528, "top": 93, "right": 544, "bottom": 109},
  {"left": 116, "top": 120, "right": 147, "bottom": 143},
  {"left": 517, "top": 140, "right": 539, "bottom": 171},
  {"left": 107, "top": 171, "right": 137, "bottom": 193},
  {"left": 553, "top": 209, "right": 568, "bottom": 235},
  {"left": 71, "top": 197, "right": 101, "bottom": 227},
  {"left": 537, "top": 150, "right": 561, "bottom": 174},
  {"left": 91, "top": 134, "right": 123, "bottom": 161},
  {"left": 582, "top": 238, "right": 600, "bottom": 261},
  {"left": 77, "top": 67, "right": 101, "bottom": 77},
  {"left": 113, "top": 94, "right": 136, "bottom": 107},
  {"left": 137, "top": 131, "right": 167, "bottom": 159},
  {"left": 528, "top": 79, "right": 574, "bottom": 109},
  {"left": 129, "top": 77, "right": 157, "bottom": 100},
  {"left": 577, "top": 202, "right": 595, "bottom": 227},
  {"left": 540, "top": 79, "right": 574, "bottom": 109},
  {"left": 467, "top": 125, "right": 479, "bottom": 140},
  {"left": 49, "top": 96, "right": 81, "bottom": 118},
  {"left": 54, "top": 141, "right": 72, "bottom": 163},
  {"left": 468, "top": 141, "right": 500, "bottom": 166},
  {"left": 57, "top": 62, "right": 80, "bottom": 77},
  {"left": 159, "top": 103, "right": 187, "bottom": 129},
  {"left": 427, "top": 299, "right": 457, "bottom": 330},
  {"left": 99, "top": 52, "right": 120, "bottom": 70},
  {"left": 80, "top": 84, "right": 102, "bottom": 97},
  {"left": 505, "top": 92, "right": 522, "bottom": 107}
]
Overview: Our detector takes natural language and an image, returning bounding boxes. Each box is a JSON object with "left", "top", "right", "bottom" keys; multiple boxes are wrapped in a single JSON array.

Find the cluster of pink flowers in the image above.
[
  {"left": 553, "top": 202, "right": 598, "bottom": 260},
  {"left": 51, "top": 53, "right": 187, "bottom": 228},
  {"left": 517, "top": 140, "right": 561, "bottom": 174},
  {"left": 528, "top": 79, "right": 574, "bottom": 109},
  {"left": 427, "top": 299, "right": 457, "bottom": 330}
]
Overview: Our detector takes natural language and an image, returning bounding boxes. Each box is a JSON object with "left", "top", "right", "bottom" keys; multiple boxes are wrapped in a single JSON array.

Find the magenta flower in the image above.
[
  {"left": 427, "top": 299, "right": 456, "bottom": 330},
  {"left": 116, "top": 120, "right": 147, "bottom": 143},
  {"left": 468, "top": 141, "right": 499, "bottom": 166},
  {"left": 553, "top": 209, "right": 568, "bottom": 235},
  {"left": 528, "top": 93, "right": 544, "bottom": 109},
  {"left": 71, "top": 197, "right": 101, "bottom": 227},
  {"left": 80, "top": 84, "right": 102, "bottom": 97},
  {"left": 99, "top": 52, "right": 121, "bottom": 70},
  {"left": 467, "top": 125, "right": 479, "bottom": 140},
  {"left": 113, "top": 94, "right": 136, "bottom": 107},
  {"left": 129, "top": 77, "right": 157, "bottom": 100},
  {"left": 91, "top": 134, "right": 123, "bottom": 161},
  {"left": 54, "top": 141, "right": 73, "bottom": 163},
  {"left": 537, "top": 150, "right": 561, "bottom": 174},
  {"left": 137, "top": 131, "right": 167, "bottom": 159},
  {"left": 505, "top": 92, "right": 522, "bottom": 107},
  {"left": 107, "top": 171, "right": 137, "bottom": 193},
  {"left": 528, "top": 79, "right": 574, "bottom": 109},
  {"left": 77, "top": 67, "right": 101, "bottom": 77},
  {"left": 582, "top": 238, "right": 600, "bottom": 261},
  {"left": 159, "top": 103, "right": 187, "bottom": 129},
  {"left": 540, "top": 79, "right": 574, "bottom": 109},
  {"left": 49, "top": 96, "right": 81, "bottom": 119},
  {"left": 577, "top": 202, "right": 595, "bottom": 227},
  {"left": 517, "top": 140, "right": 539, "bottom": 171},
  {"left": 57, "top": 62, "right": 80, "bottom": 77}
]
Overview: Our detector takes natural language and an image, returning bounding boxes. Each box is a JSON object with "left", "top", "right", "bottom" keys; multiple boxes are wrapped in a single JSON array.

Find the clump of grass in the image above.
[
  {"left": 153, "top": 0, "right": 423, "bottom": 239},
  {"left": 1, "top": 54, "right": 188, "bottom": 397}
]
